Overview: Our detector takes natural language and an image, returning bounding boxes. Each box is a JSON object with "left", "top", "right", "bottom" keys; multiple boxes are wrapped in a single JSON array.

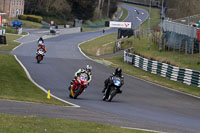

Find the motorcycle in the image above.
[
  {"left": 102, "top": 76, "right": 122, "bottom": 102},
  {"left": 69, "top": 73, "right": 89, "bottom": 99},
  {"left": 36, "top": 48, "right": 45, "bottom": 64}
]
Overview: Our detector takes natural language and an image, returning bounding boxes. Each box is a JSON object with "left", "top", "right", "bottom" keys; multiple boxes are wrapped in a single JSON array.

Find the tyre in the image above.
[
  {"left": 69, "top": 94, "right": 73, "bottom": 98},
  {"left": 102, "top": 95, "right": 107, "bottom": 101},
  {"left": 37, "top": 60, "right": 40, "bottom": 64},
  {"left": 74, "top": 86, "right": 81, "bottom": 99},
  {"left": 108, "top": 89, "right": 117, "bottom": 102},
  {"left": 37, "top": 56, "right": 42, "bottom": 63}
]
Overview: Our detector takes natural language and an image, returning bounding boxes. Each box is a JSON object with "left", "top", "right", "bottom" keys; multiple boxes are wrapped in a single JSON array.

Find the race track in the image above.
[{"left": 9, "top": 4, "right": 200, "bottom": 133}]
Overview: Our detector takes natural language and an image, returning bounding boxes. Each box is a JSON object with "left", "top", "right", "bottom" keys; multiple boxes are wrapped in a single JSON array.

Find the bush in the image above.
[
  {"left": 18, "top": 15, "right": 43, "bottom": 23},
  {"left": 18, "top": 15, "right": 27, "bottom": 20},
  {"left": 27, "top": 15, "right": 42, "bottom": 23},
  {"left": 2, "top": 27, "right": 18, "bottom": 34}
]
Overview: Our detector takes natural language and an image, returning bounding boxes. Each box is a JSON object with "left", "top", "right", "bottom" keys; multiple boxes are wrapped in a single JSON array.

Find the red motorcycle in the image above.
[{"left": 69, "top": 73, "right": 89, "bottom": 99}]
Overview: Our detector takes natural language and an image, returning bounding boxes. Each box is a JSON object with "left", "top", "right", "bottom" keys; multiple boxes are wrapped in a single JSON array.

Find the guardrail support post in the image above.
[{"left": 185, "top": 40, "right": 188, "bottom": 55}]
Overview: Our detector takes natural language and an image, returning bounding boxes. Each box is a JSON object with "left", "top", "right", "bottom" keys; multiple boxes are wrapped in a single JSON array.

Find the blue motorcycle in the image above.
[{"left": 102, "top": 76, "right": 122, "bottom": 102}]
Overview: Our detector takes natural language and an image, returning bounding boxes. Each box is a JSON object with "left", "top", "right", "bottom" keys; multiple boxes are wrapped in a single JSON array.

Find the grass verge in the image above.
[
  {"left": 121, "top": 36, "right": 200, "bottom": 71},
  {"left": 80, "top": 33, "right": 117, "bottom": 56},
  {"left": 118, "top": 7, "right": 129, "bottom": 22},
  {"left": 0, "top": 34, "right": 21, "bottom": 51},
  {"left": 0, "top": 113, "right": 153, "bottom": 133}
]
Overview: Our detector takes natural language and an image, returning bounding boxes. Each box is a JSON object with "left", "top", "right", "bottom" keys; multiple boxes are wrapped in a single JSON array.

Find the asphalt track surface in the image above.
[{"left": 1, "top": 4, "right": 200, "bottom": 133}]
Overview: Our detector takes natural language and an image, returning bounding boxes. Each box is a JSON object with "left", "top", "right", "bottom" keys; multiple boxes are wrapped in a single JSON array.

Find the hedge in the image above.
[{"left": 18, "top": 15, "right": 43, "bottom": 23}]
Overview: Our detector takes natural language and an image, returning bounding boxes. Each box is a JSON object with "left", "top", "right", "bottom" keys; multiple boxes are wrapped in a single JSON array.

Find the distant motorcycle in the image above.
[
  {"left": 36, "top": 48, "right": 45, "bottom": 64},
  {"left": 102, "top": 76, "right": 123, "bottom": 102},
  {"left": 69, "top": 73, "right": 89, "bottom": 99}
]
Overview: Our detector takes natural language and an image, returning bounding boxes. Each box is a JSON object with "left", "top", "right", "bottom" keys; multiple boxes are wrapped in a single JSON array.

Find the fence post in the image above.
[
  {"left": 199, "top": 42, "right": 200, "bottom": 55},
  {"left": 185, "top": 40, "right": 187, "bottom": 55},
  {"left": 152, "top": 31, "right": 154, "bottom": 43},
  {"left": 168, "top": 37, "right": 170, "bottom": 51},
  {"left": 192, "top": 41, "right": 194, "bottom": 55},
  {"left": 164, "top": 38, "right": 166, "bottom": 51},
  {"left": 173, "top": 39, "right": 176, "bottom": 52}
]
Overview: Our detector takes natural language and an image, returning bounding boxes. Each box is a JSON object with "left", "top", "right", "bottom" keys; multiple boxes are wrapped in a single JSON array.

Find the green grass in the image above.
[
  {"left": 121, "top": 36, "right": 200, "bottom": 71},
  {"left": 22, "top": 32, "right": 28, "bottom": 35},
  {"left": 1, "top": 27, "right": 18, "bottom": 34},
  {"left": 0, "top": 34, "right": 21, "bottom": 51},
  {"left": 80, "top": 33, "right": 117, "bottom": 56},
  {"left": 0, "top": 113, "right": 153, "bottom": 133},
  {"left": 118, "top": 7, "right": 129, "bottom": 22}
]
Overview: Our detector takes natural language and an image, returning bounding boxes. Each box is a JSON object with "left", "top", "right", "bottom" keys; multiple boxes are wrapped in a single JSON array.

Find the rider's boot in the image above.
[{"left": 102, "top": 87, "right": 107, "bottom": 93}]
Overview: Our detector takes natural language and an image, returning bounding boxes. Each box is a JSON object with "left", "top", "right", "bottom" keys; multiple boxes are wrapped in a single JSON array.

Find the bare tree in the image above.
[
  {"left": 97, "top": 0, "right": 102, "bottom": 17},
  {"left": 107, "top": 0, "right": 110, "bottom": 17}
]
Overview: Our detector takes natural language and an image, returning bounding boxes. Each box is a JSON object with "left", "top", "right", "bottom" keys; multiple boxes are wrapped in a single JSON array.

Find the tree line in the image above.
[{"left": 24, "top": 0, "right": 119, "bottom": 21}]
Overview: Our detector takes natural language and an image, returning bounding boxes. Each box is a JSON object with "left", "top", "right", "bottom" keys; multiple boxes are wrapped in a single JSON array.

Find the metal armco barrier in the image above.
[{"left": 124, "top": 51, "right": 200, "bottom": 87}]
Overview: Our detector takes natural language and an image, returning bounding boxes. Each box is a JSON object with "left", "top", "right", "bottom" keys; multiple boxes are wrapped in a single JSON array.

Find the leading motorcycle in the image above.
[
  {"left": 69, "top": 73, "right": 89, "bottom": 99},
  {"left": 102, "top": 76, "right": 123, "bottom": 102}
]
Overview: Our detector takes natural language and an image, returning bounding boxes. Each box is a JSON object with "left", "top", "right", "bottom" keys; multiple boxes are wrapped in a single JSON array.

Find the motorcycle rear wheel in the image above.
[
  {"left": 69, "top": 94, "right": 73, "bottom": 98},
  {"left": 102, "top": 95, "right": 107, "bottom": 101}
]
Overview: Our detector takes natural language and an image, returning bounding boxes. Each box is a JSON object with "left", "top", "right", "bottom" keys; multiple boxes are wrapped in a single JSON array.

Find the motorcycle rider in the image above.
[
  {"left": 38, "top": 37, "right": 44, "bottom": 44},
  {"left": 68, "top": 65, "right": 92, "bottom": 90},
  {"left": 37, "top": 40, "right": 46, "bottom": 53},
  {"left": 102, "top": 67, "right": 124, "bottom": 93}
]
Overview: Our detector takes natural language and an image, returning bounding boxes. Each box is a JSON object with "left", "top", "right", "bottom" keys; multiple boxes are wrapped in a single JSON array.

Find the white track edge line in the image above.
[
  {"left": 121, "top": 126, "right": 168, "bottom": 133},
  {"left": 0, "top": 99, "right": 76, "bottom": 108}
]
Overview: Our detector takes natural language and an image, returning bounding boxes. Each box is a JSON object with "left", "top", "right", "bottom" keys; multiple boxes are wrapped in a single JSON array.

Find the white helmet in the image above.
[
  {"left": 38, "top": 41, "right": 43, "bottom": 45},
  {"left": 86, "top": 65, "right": 92, "bottom": 72}
]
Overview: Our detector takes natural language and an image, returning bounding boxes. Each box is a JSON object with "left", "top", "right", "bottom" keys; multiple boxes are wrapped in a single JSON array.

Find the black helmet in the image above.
[{"left": 115, "top": 67, "right": 122, "bottom": 76}]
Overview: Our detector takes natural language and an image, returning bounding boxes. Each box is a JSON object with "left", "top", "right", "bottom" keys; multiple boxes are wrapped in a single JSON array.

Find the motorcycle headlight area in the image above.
[{"left": 114, "top": 80, "right": 121, "bottom": 86}]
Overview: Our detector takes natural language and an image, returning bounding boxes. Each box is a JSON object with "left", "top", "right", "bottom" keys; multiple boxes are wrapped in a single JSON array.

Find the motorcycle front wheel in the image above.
[
  {"left": 108, "top": 89, "right": 117, "bottom": 102},
  {"left": 74, "top": 86, "right": 81, "bottom": 99},
  {"left": 36, "top": 55, "right": 42, "bottom": 64}
]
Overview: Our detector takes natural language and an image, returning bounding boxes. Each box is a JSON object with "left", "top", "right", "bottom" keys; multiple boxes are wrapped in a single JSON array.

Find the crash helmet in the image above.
[
  {"left": 38, "top": 41, "right": 43, "bottom": 45},
  {"left": 86, "top": 65, "right": 92, "bottom": 72},
  {"left": 115, "top": 67, "right": 122, "bottom": 76}
]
